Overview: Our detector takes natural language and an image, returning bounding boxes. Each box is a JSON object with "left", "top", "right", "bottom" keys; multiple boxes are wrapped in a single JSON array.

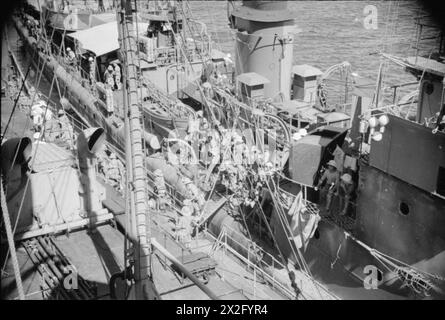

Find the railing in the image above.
[{"left": 205, "top": 225, "right": 296, "bottom": 300}]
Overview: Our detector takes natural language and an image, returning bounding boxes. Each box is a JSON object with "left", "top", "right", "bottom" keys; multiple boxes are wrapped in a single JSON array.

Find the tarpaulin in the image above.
[{"left": 288, "top": 135, "right": 322, "bottom": 187}]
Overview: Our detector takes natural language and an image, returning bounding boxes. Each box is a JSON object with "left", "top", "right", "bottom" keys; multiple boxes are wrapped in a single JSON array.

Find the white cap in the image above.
[
  {"left": 67, "top": 47, "right": 71, "bottom": 51},
  {"left": 292, "top": 132, "right": 302, "bottom": 141},
  {"left": 88, "top": 57, "right": 94, "bottom": 62},
  {"left": 298, "top": 128, "right": 308, "bottom": 136},
  {"left": 108, "top": 65, "right": 113, "bottom": 71}
]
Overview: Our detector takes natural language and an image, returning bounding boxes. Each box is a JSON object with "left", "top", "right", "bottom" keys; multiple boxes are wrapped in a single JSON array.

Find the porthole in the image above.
[
  {"left": 399, "top": 201, "right": 410, "bottom": 216},
  {"left": 313, "top": 228, "right": 320, "bottom": 239}
]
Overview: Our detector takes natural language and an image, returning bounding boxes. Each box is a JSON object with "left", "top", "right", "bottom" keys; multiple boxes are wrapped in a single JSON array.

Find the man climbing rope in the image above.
[{"left": 316, "top": 160, "right": 340, "bottom": 212}]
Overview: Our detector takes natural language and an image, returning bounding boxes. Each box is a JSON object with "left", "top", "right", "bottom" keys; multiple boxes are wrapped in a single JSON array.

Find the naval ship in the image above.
[
  {"left": 2, "top": 0, "right": 445, "bottom": 300},
  {"left": 1, "top": 0, "right": 335, "bottom": 300},
  {"left": 206, "top": 1, "right": 445, "bottom": 300}
]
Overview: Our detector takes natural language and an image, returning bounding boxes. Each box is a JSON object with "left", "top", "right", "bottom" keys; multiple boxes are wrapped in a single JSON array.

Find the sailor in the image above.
[
  {"left": 30, "top": 101, "right": 45, "bottom": 133},
  {"left": 202, "top": 81, "right": 213, "bottom": 99},
  {"left": 153, "top": 169, "right": 168, "bottom": 211},
  {"left": 106, "top": 153, "right": 123, "bottom": 190},
  {"left": 103, "top": 65, "right": 115, "bottom": 116},
  {"left": 88, "top": 56, "right": 96, "bottom": 85},
  {"left": 57, "top": 109, "right": 74, "bottom": 147},
  {"left": 316, "top": 160, "right": 340, "bottom": 212},
  {"left": 182, "top": 176, "right": 205, "bottom": 210},
  {"left": 338, "top": 173, "right": 355, "bottom": 216},
  {"left": 105, "top": 85, "right": 114, "bottom": 116},
  {"left": 66, "top": 47, "right": 77, "bottom": 69},
  {"left": 112, "top": 62, "right": 121, "bottom": 90},
  {"left": 104, "top": 65, "right": 115, "bottom": 88},
  {"left": 178, "top": 200, "right": 193, "bottom": 248}
]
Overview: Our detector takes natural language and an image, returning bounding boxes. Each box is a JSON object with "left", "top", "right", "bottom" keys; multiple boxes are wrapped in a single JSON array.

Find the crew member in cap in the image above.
[
  {"left": 88, "top": 56, "right": 96, "bottom": 86},
  {"left": 338, "top": 173, "right": 355, "bottom": 216},
  {"left": 66, "top": 47, "right": 77, "bottom": 71},
  {"left": 316, "top": 159, "right": 340, "bottom": 212},
  {"left": 104, "top": 65, "right": 115, "bottom": 88}
]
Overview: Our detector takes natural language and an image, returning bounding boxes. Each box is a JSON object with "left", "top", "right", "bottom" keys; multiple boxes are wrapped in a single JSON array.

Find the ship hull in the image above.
[{"left": 273, "top": 163, "right": 445, "bottom": 299}]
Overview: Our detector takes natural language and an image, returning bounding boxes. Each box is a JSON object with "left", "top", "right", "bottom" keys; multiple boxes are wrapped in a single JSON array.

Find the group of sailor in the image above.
[
  {"left": 316, "top": 159, "right": 355, "bottom": 216},
  {"left": 30, "top": 100, "right": 74, "bottom": 147},
  {"left": 103, "top": 63, "right": 122, "bottom": 91},
  {"left": 97, "top": 150, "right": 126, "bottom": 192},
  {"left": 183, "top": 111, "right": 283, "bottom": 209}
]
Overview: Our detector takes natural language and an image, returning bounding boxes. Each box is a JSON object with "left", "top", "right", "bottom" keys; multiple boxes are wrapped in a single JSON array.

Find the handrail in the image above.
[{"left": 206, "top": 227, "right": 296, "bottom": 299}]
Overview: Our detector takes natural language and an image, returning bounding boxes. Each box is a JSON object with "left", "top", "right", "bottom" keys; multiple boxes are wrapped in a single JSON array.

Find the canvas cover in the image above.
[{"left": 288, "top": 135, "right": 323, "bottom": 187}]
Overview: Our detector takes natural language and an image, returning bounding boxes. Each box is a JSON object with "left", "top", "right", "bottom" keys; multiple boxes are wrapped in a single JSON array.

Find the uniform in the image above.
[
  {"left": 106, "top": 154, "right": 123, "bottom": 190},
  {"left": 66, "top": 48, "right": 77, "bottom": 71},
  {"left": 104, "top": 66, "right": 115, "bottom": 88},
  {"left": 113, "top": 63, "right": 121, "bottom": 90},
  {"left": 88, "top": 57, "right": 96, "bottom": 85},
  {"left": 317, "top": 160, "right": 340, "bottom": 211},
  {"left": 104, "top": 66, "right": 115, "bottom": 115},
  {"left": 154, "top": 170, "right": 167, "bottom": 211},
  {"left": 58, "top": 111, "right": 74, "bottom": 147},
  {"left": 31, "top": 101, "right": 48, "bottom": 133},
  {"left": 338, "top": 174, "right": 355, "bottom": 216}
]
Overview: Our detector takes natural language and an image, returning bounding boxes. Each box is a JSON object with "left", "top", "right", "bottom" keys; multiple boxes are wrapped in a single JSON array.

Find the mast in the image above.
[{"left": 116, "top": 0, "right": 158, "bottom": 300}]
